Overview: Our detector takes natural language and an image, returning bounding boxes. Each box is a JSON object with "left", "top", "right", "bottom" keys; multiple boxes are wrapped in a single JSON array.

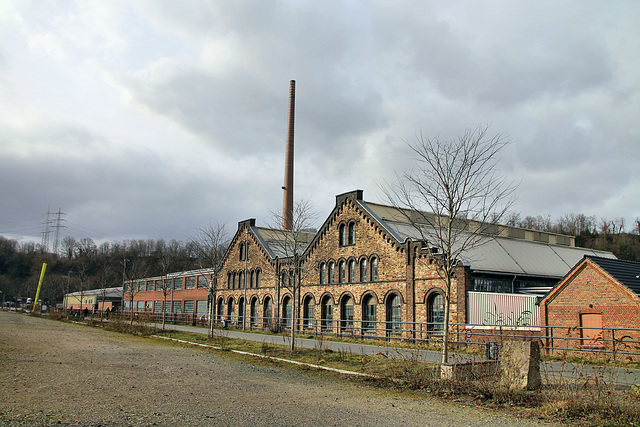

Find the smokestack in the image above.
[{"left": 282, "top": 80, "right": 295, "bottom": 230}]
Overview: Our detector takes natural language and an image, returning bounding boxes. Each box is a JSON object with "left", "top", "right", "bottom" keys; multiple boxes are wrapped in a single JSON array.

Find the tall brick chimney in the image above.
[{"left": 282, "top": 80, "right": 295, "bottom": 230}]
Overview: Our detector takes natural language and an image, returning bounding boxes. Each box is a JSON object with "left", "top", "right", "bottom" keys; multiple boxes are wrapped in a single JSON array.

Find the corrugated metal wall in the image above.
[{"left": 468, "top": 292, "right": 540, "bottom": 327}]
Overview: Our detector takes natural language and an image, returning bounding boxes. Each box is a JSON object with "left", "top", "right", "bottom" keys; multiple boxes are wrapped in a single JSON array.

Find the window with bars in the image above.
[
  {"left": 321, "top": 299, "right": 333, "bottom": 331},
  {"left": 341, "top": 297, "right": 354, "bottom": 330},
  {"left": 363, "top": 296, "right": 377, "bottom": 331},
  {"left": 387, "top": 294, "right": 402, "bottom": 332}
]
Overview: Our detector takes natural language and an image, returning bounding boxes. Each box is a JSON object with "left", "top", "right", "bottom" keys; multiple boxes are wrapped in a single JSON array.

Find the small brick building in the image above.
[{"left": 540, "top": 256, "right": 640, "bottom": 348}]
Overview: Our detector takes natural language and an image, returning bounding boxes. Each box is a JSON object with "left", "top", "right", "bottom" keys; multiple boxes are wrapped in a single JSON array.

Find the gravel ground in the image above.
[{"left": 0, "top": 311, "right": 559, "bottom": 426}]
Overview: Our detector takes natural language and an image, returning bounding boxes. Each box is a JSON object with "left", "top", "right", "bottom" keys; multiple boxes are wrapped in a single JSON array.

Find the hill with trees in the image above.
[{"left": 1, "top": 215, "right": 638, "bottom": 306}]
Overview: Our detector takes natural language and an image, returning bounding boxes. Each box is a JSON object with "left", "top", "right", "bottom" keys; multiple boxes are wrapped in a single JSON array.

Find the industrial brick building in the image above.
[
  {"left": 124, "top": 190, "right": 618, "bottom": 337},
  {"left": 123, "top": 268, "right": 216, "bottom": 319}
]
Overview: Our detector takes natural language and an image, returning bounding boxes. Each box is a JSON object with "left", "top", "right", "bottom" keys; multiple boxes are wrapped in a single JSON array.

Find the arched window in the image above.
[
  {"left": 239, "top": 243, "right": 245, "bottom": 261},
  {"left": 232, "top": 272, "right": 237, "bottom": 289},
  {"left": 238, "top": 272, "right": 244, "bottom": 289},
  {"left": 255, "top": 269, "right": 261, "bottom": 288},
  {"left": 328, "top": 262, "right": 335, "bottom": 284},
  {"left": 319, "top": 263, "right": 326, "bottom": 284},
  {"left": 250, "top": 297, "right": 258, "bottom": 327},
  {"left": 263, "top": 297, "right": 272, "bottom": 328},
  {"left": 217, "top": 298, "right": 223, "bottom": 323},
  {"left": 362, "top": 295, "right": 377, "bottom": 331},
  {"left": 427, "top": 293, "right": 445, "bottom": 334},
  {"left": 348, "top": 259, "right": 355, "bottom": 283},
  {"left": 339, "top": 223, "right": 346, "bottom": 246},
  {"left": 338, "top": 260, "right": 346, "bottom": 283},
  {"left": 321, "top": 296, "right": 333, "bottom": 331},
  {"left": 359, "top": 258, "right": 368, "bottom": 282},
  {"left": 341, "top": 296, "right": 354, "bottom": 332},
  {"left": 282, "top": 296, "right": 292, "bottom": 328},
  {"left": 228, "top": 299, "right": 235, "bottom": 323},
  {"left": 348, "top": 221, "right": 356, "bottom": 245},
  {"left": 303, "top": 296, "right": 314, "bottom": 329},
  {"left": 386, "top": 294, "right": 402, "bottom": 333},
  {"left": 371, "top": 257, "right": 379, "bottom": 282},
  {"left": 227, "top": 273, "right": 232, "bottom": 289},
  {"left": 238, "top": 297, "right": 245, "bottom": 325}
]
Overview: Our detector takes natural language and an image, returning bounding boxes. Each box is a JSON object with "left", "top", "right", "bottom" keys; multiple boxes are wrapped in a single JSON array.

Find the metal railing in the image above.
[{"left": 117, "top": 309, "right": 640, "bottom": 360}]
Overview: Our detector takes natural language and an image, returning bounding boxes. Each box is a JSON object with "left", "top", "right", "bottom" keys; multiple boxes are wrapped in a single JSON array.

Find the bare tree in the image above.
[
  {"left": 123, "top": 258, "right": 148, "bottom": 325},
  {"left": 191, "top": 222, "right": 230, "bottom": 336},
  {"left": 96, "top": 258, "right": 116, "bottom": 321},
  {"left": 268, "top": 200, "right": 318, "bottom": 352},
  {"left": 383, "top": 125, "right": 516, "bottom": 365}
]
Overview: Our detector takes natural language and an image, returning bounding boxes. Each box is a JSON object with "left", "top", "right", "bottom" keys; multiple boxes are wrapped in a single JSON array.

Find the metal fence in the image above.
[{"left": 117, "top": 310, "right": 640, "bottom": 360}]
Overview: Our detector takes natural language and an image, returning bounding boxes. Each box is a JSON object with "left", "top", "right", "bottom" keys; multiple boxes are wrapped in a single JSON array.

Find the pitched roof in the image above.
[
  {"left": 252, "top": 226, "right": 315, "bottom": 259},
  {"left": 587, "top": 256, "right": 640, "bottom": 296},
  {"left": 66, "top": 287, "right": 123, "bottom": 298},
  {"left": 356, "top": 197, "right": 616, "bottom": 279}
]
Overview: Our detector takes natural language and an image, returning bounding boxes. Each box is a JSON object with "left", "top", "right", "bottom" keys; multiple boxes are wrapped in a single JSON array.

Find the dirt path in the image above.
[{"left": 0, "top": 312, "right": 558, "bottom": 426}]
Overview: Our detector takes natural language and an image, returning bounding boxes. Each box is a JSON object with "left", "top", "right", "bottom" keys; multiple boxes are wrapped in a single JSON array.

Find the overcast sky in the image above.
[{"left": 1, "top": 0, "right": 639, "bottom": 247}]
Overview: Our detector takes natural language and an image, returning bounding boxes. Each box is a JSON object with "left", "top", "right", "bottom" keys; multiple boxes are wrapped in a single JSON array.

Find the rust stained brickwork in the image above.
[{"left": 541, "top": 259, "right": 640, "bottom": 331}]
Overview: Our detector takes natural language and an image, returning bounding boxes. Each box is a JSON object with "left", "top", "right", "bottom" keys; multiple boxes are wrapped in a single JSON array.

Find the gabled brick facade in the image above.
[
  {"left": 215, "top": 190, "right": 469, "bottom": 336},
  {"left": 541, "top": 257, "right": 640, "bottom": 331}
]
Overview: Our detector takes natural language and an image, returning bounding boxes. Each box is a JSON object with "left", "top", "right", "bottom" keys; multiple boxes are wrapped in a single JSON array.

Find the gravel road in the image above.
[{"left": 0, "top": 311, "right": 558, "bottom": 426}]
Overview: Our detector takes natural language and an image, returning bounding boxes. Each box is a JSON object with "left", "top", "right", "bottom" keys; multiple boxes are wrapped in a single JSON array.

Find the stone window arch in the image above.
[
  {"left": 263, "top": 296, "right": 273, "bottom": 328},
  {"left": 302, "top": 294, "right": 315, "bottom": 329},
  {"left": 339, "top": 223, "right": 347, "bottom": 246},
  {"left": 227, "top": 297, "right": 235, "bottom": 323},
  {"left": 216, "top": 297, "right": 224, "bottom": 323},
  {"left": 250, "top": 296, "right": 258, "bottom": 327},
  {"left": 340, "top": 295, "right": 354, "bottom": 332},
  {"left": 386, "top": 293, "right": 402, "bottom": 334},
  {"left": 348, "top": 221, "right": 356, "bottom": 245},
  {"left": 359, "top": 258, "right": 368, "bottom": 282},
  {"left": 282, "top": 295, "right": 292, "bottom": 328},
  {"left": 362, "top": 293, "right": 377, "bottom": 332},
  {"left": 320, "top": 295, "right": 334, "bottom": 331},
  {"left": 348, "top": 259, "right": 356, "bottom": 283},
  {"left": 319, "top": 262, "right": 327, "bottom": 284},
  {"left": 427, "top": 291, "right": 445, "bottom": 333},
  {"left": 370, "top": 256, "right": 379, "bottom": 282},
  {"left": 328, "top": 261, "right": 335, "bottom": 284}
]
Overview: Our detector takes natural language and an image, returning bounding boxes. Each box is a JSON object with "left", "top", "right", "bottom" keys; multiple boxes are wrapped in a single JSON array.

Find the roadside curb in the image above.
[{"left": 152, "top": 335, "right": 381, "bottom": 380}]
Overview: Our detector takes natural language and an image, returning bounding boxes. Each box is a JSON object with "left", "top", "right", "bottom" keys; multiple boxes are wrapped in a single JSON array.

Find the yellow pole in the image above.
[{"left": 32, "top": 263, "right": 47, "bottom": 313}]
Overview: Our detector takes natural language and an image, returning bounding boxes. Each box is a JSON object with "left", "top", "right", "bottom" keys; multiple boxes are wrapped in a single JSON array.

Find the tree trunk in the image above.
[
  {"left": 290, "top": 285, "right": 296, "bottom": 352},
  {"left": 162, "top": 295, "right": 167, "bottom": 332},
  {"left": 441, "top": 293, "right": 451, "bottom": 365}
]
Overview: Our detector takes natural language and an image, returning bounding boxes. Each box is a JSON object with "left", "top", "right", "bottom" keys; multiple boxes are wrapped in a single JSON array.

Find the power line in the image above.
[
  {"left": 53, "top": 208, "right": 66, "bottom": 255},
  {"left": 41, "top": 208, "right": 52, "bottom": 251}
]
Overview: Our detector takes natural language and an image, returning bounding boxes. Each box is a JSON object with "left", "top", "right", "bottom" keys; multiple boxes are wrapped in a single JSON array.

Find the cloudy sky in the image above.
[{"left": 1, "top": 0, "right": 639, "bottom": 247}]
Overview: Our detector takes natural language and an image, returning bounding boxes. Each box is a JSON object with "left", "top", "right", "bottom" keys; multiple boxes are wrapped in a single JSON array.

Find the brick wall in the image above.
[
  {"left": 215, "top": 192, "right": 465, "bottom": 337},
  {"left": 542, "top": 261, "right": 640, "bottom": 330}
]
